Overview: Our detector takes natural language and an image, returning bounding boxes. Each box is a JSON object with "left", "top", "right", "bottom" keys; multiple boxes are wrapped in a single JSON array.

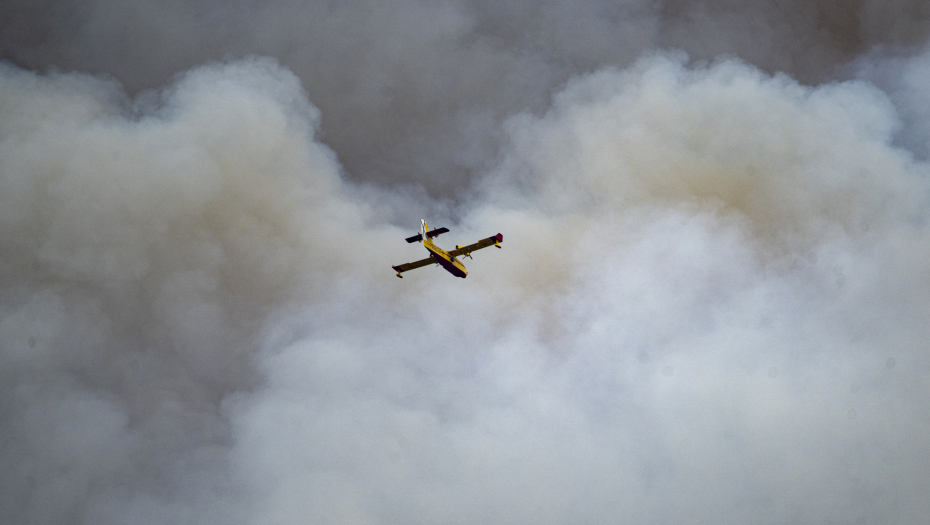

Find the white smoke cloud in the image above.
[
  {"left": 4, "top": 0, "right": 930, "bottom": 195},
  {"left": 0, "top": 57, "right": 381, "bottom": 523},
  {"left": 3, "top": 32, "right": 930, "bottom": 525}
]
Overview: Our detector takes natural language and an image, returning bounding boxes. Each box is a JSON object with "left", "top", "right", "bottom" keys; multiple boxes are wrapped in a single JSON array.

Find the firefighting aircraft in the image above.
[{"left": 392, "top": 220, "right": 502, "bottom": 278}]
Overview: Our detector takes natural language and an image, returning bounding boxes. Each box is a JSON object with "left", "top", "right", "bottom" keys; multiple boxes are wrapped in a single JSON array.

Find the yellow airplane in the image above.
[{"left": 392, "top": 220, "right": 502, "bottom": 278}]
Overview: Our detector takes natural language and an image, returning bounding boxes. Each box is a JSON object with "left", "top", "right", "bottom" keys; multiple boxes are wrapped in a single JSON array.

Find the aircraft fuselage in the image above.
[{"left": 425, "top": 238, "right": 467, "bottom": 278}]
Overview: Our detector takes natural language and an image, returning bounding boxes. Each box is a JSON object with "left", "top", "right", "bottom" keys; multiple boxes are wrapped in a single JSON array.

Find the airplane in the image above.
[{"left": 392, "top": 220, "right": 502, "bottom": 278}]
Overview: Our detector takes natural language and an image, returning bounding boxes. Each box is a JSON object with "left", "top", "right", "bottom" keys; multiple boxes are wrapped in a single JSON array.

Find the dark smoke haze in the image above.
[
  {"left": 2, "top": 1, "right": 930, "bottom": 524},
  {"left": 4, "top": 0, "right": 930, "bottom": 193}
]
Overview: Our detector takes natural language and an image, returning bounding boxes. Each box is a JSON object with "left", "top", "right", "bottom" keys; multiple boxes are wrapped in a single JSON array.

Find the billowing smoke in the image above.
[
  {"left": 3, "top": 0, "right": 930, "bottom": 193},
  {"left": 2, "top": 2, "right": 930, "bottom": 524}
]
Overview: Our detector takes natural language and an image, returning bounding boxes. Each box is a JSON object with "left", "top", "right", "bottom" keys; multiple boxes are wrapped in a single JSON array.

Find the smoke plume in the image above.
[
  {"left": 3, "top": 0, "right": 930, "bottom": 192},
  {"left": 2, "top": 2, "right": 930, "bottom": 524}
]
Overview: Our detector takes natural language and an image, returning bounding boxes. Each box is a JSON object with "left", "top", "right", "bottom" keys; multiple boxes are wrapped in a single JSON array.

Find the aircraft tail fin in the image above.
[{"left": 404, "top": 220, "right": 448, "bottom": 243}]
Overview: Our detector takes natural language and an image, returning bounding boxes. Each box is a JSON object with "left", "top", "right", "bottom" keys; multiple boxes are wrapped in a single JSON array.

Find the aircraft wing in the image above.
[
  {"left": 447, "top": 233, "right": 503, "bottom": 258},
  {"left": 392, "top": 256, "right": 436, "bottom": 275}
]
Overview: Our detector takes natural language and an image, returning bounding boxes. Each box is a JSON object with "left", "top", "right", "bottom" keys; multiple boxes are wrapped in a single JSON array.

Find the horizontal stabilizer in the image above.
[
  {"left": 406, "top": 227, "right": 449, "bottom": 243},
  {"left": 427, "top": 227, "right": 449, "bottom": 238}
]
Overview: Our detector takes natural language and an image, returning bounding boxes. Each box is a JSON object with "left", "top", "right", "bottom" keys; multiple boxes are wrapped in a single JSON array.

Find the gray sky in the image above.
[{"left": 2, "top": 2, "right": 930, "bottom": 524}]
